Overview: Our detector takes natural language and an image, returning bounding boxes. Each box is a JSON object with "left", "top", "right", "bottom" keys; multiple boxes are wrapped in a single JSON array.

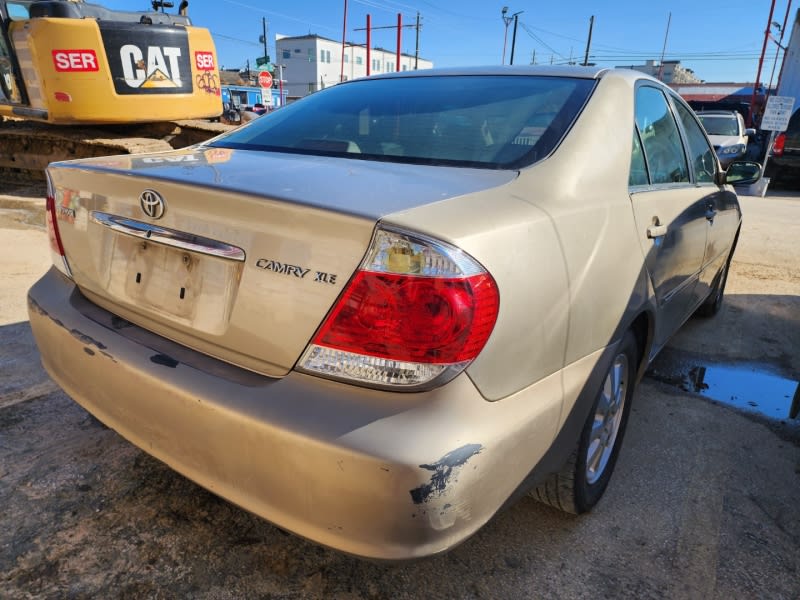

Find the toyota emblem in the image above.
[{"left": 139, "top": 189, "right": 166, "bottom": 219}]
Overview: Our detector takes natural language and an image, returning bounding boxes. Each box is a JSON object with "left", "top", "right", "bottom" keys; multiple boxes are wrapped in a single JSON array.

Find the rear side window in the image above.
[
  {"left": 211, "top": 75, "right": 595, "bottom": 169},
  {"left": 629, "top": 130, "right": 648, "bottom": 186},
  {"left": 671, "top": 100, "right": 716, "bottom": 183},
  {"left": 635, "top": 86, "right": 689, "bottom": 185}
]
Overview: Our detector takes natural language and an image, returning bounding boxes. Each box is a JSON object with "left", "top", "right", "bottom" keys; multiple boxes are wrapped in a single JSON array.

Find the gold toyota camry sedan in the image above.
[{"left": 28, "top": 66, "right": 760, "bottom": 560}]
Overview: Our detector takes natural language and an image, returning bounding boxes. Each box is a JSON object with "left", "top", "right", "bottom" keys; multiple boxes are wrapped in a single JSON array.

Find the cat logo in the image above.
[
  {"left": 120, "top": 44, "right": 183, "bottom": 88},
  {"left": 99, "top": 23, "right": 191, "bottom": 95}
]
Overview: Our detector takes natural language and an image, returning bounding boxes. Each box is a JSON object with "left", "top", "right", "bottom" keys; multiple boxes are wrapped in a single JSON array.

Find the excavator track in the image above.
[{"left": 0, "top": 118, "right": 235, "bottom": 184}]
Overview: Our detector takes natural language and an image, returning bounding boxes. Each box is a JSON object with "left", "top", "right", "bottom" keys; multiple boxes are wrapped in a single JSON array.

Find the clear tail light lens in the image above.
[
  {"left": 298, "top": 226, "right": 499, "bottom": 390},
  {"left": 773, "top": 133, "right": 786, "bottom": 157},
  {"left": 45, "top": 172, "right": 72, "bottom": 279}
]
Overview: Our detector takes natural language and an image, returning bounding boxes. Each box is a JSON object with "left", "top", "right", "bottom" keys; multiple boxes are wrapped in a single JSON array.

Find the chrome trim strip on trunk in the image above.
[{"left": 90, "top": 211, "right": 246, "bottom": 262}]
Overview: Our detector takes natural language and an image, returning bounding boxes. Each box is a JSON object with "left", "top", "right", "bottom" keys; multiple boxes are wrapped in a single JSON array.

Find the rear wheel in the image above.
[
  {"left": 695, "top": 261, "right": 728, "bottom": 318},
  {"left": 532, "top": 331, "right": 638, "bottom": 514}
]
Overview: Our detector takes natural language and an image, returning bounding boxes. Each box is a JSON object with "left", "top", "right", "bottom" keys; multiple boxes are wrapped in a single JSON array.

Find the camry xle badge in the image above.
[
  {"left": 255, "top": 258, "right": 339, "bottom": 285},
  {"left": 139, "top": 189, "right": 166, "bottom": 219}
]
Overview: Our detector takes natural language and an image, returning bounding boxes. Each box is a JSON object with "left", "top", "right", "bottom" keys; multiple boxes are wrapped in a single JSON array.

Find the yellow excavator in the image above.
[{"left": 0, "top": 0, "right": 232, "bottom": 180}]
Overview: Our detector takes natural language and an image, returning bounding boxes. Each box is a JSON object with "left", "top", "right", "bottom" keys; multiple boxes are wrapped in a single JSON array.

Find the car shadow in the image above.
[{"left": 1, "top": 286, "right": 799, "bottom": 596}]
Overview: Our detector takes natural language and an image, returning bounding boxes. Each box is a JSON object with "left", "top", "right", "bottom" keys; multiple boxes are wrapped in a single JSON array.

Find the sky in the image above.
[{"left": 102, "top": 0, "right": 795, "bottom": 84}]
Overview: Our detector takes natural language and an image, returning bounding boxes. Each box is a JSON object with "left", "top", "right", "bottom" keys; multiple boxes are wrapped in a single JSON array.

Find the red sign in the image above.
[
  {"left": 258, "top": 71, "right": 273, "bottom": 89},
  {"left": 52, "top": 50, "right": 99, "bottom": 72},
  {"left": 195, "top": 51, "right": 215, "bottom": 71}
]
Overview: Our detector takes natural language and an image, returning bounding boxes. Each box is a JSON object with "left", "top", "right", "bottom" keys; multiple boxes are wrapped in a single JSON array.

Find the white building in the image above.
[
  {"left": 275, "top": 34, "right": 433, "bottom": 100},
  {"left": 616, "top": 60, "right": 702, "bottom": 84}
]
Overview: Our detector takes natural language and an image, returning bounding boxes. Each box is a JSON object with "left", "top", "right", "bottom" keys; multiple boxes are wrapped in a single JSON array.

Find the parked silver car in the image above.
[
  {"left": 697, "top": 110, "right": 756, "bottom": 168},
  {"left": 28, "top": 66, "right": 759, "bottom": 560}
]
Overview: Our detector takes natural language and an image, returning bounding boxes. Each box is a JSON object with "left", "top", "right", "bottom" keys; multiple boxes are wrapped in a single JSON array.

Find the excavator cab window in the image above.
[
  {"left": 5, "top": 3, "right": 29, "bottom": 19},
  {"left": 0, "top": 2, "right": 26, "bottom": 103}
]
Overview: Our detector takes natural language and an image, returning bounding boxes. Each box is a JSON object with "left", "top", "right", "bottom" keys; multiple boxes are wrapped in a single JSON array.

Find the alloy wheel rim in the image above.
[{"left": 585, "top": 353, "right": 629, "bottom": 485}]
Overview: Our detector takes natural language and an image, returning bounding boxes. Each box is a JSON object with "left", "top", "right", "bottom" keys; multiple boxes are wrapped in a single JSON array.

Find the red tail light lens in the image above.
[
  {"left": 298, "top": 226, "right": 499, "bottom": 389},
  {"left": 315, "top": 271, "right": 498, "bottom": 364},
  {"left": 773, "top": 132, "right": 786, "bottom": 157},
  {"left": 45, "top": 173, "right": 73, "bottom": 278}
]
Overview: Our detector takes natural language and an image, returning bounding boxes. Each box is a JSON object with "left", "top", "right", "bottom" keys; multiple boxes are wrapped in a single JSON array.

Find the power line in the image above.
[
  {"left": 351, "top": 0, "right": 416, "bottom": 20},
  {"left": 414, "top": 0, "right": 483, "bottom": 21},
  {"left": 212, "top": 32, "right": 262, "bottom": 47},
  {"left": 518, "top": 21, "right": 568, "bottom": 60},
  {"left": 220, "top": 0, "right": 338, "bottom": 33}
]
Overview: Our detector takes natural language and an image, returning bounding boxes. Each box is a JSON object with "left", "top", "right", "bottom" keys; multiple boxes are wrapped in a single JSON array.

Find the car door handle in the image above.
[{"left": 647, "top": 224, "right": 668, "bottom": 239}]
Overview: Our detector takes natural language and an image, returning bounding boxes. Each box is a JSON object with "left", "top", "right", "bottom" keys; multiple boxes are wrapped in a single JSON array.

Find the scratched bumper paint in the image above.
[{"left": 27, "top": 267, "right": 564, "bottom": 560}]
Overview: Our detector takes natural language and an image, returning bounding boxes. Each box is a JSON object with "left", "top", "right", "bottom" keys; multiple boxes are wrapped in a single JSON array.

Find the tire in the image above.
[
  {"left": 532, "top": 331, "right": 638, "bottom": 514},
  {"left": 695, "top": 261, "right": 728, "bottom": 318}
]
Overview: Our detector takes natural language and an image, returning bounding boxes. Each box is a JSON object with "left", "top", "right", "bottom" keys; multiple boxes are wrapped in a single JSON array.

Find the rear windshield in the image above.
[
  {"left": 209, "top": 75, "right": 595, "bottom": 169},
  {"left": 698, "top": 115, "right": 740, "bottom": 136}
]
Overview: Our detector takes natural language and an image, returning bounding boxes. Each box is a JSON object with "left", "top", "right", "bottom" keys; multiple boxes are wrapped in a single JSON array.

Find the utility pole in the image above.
[
  {"left": 748, "top": 0, "right": 778, "bottom": 127},
  {"left": 582, "top": 15, "right": 594, "bottom": 66},
  {"left": 278, "top": 63, "right": 284, "bottom": 107},
  {"left": 262, "top": 17, "right": 268, "bottom": 65},
  {"left": 509, "top": 11, "right": 522, "bottom": 65},
  {"left": 396, "top": 13, "right": 401, "bottom": 71},
  {"left": 501, "top": 7, "right": 511, "bottom": 65},
  {"left": 530, "top": 49, "right": 536, "bottom": 65},
  {"left": 769, "top": 0, "right": 793, "bottom": 99},
  {"left": 414, "top": 12, "right": 421, "bottom": 69},
  {"left": 355, "top": 16, "right": 419, "bottom": 73},
  {"left": 657, "top": 12, "right": 671, "bottom": 81},
  {"left": 340, "top": 0, "right": 347, "bottom": 82}
]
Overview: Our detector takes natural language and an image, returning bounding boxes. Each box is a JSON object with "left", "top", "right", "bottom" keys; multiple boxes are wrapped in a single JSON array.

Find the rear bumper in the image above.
[
  {"left": 767, "top": 154, "right": 800, "bottom": 171},
  {"left": 28, "top": 267, "right": 565, "bottom": 560}
]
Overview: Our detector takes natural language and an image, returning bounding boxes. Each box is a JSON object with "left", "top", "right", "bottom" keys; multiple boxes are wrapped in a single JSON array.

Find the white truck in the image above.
[{"left": 765, "top": 8, "right": 800, "bottom": 186}]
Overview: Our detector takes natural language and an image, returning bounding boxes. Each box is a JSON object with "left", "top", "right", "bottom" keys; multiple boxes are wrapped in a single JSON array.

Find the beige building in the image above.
[
  {"left": 275, "top": 34, "right": 433, "bottom": 100},
  {"left": 616, "top": 59, "right": 702, "bottom": 84}
]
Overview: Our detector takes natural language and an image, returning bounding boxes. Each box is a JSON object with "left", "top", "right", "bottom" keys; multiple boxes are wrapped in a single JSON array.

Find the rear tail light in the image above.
[
  {"left": 298, "top": 226, "right": 499, "bottom": 390},
  {"left": 45, "top": 172, "right": 73, "bottom": 279},
  {"left": 773, "top": 132, "right": 786, "bottom": 157}
]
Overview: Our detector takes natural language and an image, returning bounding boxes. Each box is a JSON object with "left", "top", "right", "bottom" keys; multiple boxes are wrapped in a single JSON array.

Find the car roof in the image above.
[
  {"left": 355, "top": 64, "right": 610, "bottom": 81},
  {"left": 340, "top": 65, "right": 677, "bottom": 92}
]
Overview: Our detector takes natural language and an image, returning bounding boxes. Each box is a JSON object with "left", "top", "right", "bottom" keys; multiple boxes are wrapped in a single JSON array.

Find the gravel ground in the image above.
[{"left": 1, "top": 190, "right": 798, "bottom": 599}]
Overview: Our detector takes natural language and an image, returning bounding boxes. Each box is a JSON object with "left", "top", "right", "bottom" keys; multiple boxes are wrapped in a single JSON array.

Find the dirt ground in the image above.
[{"left": 0, "top": 188, "right": 798, "bottom": 599}]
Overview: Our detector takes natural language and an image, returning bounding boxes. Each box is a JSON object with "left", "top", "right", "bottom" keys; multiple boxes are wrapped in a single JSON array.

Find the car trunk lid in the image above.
[{"left": 47, "top": 147, "right": 517, "bottom": 377}]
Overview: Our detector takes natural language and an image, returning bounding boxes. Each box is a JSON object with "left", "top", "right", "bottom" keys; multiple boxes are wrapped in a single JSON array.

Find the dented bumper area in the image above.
[{"left": 27, "top": 268, "right": 564, "bottom": 560}]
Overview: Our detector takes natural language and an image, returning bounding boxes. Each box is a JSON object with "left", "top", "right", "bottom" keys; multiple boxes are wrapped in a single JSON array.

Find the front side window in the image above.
[
  {"left": 672, "top": 99, "right": 716, "bottom": 183},
  {"left": 635, "top": 86, "right": 689, "bottom": 185},
  {"left": 211, "top": 75, "right": 595, "bottom": 170}
]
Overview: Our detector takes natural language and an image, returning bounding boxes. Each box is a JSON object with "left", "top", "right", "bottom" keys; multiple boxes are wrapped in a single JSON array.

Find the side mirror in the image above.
[
  {"left": 724, "top": 161, "right": 762, "bottom": 185},
  {"left": 744, "top": 128, "right": 757, "bottom": 137}
]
